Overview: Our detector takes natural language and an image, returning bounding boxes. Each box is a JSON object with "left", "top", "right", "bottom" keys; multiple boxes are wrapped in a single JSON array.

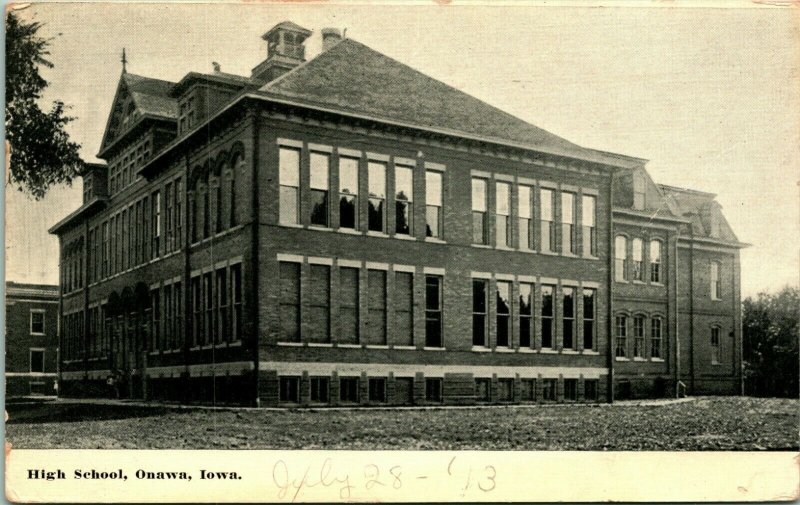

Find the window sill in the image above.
[
  {"left": 650, "top": 358, "right": 665, "bottom": 362},
  {"left": 561, "top": 252, "right": 580, "bottom": 258},
  {"left": 495, "top": 245, "right": 515, "bottom": 251},
  {"left": 308, "top": 225, "right": 333, "bottom": 232},
  {"left": 615, "top": 279, "right": 629, "bottom": 284},
  {"left": 633, "top": 357, "right": 647, "bottom": 362},
  {"left": 424, "top": 237, "right": 446, "bottom": 244},
  {"left": 519, "top": 248, "right": 538, "bottom": 254},
  {"left": 392, "top": 345, "right": 417, "bottom": 350},
  {"left": 338, "top": 228, "right": 362, "bottom": 235},
  {"left": 539, "top": 250, "right": 559, "bottom": 256},
  {"left": 582, "top": 350, "right": 600, "bottom": 355},
  {"left": 366, "top": 231, "right": 389, "bottom": 238},
  {"left": 471, "top": 346, "right": 491, "bottom": 352},
  {"left": 518, "top": 348, "right": 536, "bottom": 353},
  {"left": 495, "top": 347, "right": 515, "bottom": 353},
  {"left": 539, "top": 348, "right": 558, "bottom": 354},
  {"left": 651, "top": 282, "right": 665, "bottom": 287},
  {"left": 561, "top": 349, "right": 579, "bottom": 354},
  {"left": 632, "top": 280, "right": 646, "bottom": 285},
  {"left": 394, "top": 234, "right": 416, "bottom": 241},
  {"left": 307, "top": 342, "right": 333, "bottom": 348},
  {"left": 470, "top": 243, "right": 492, "bottom": 249},
  {"left": 582, "top": 254, "right": 600, "bottom": 260},
  {"left": 336, "top": 343, "right": 361, "bottom": 349},
  {"left": 277, "top": 342, "right": 303, "bottom": 347},
  {"left": 615, "top": 357, "right": 630, "bottom": 361},
  {"left": 365, "top": 345, "right": 390, "bottom": 349},
  {"left": 278, "top": 222, "right": 304, "bottom": 229},
  {"left": 29, "top": 332, "right": 46, "bottom": 337},
  {"left": 423, "top": 346, "right": 446, "bottom": 351}
]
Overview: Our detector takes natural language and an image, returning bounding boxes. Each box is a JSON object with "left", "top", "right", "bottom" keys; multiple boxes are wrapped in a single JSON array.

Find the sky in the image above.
[{"left": 5, "top": 1, "right": 799, "bottom": 297}]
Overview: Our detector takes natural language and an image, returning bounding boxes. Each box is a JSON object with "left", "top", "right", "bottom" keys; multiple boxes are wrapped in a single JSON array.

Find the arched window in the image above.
[
  {"left": 649, "top": 240, "right": 662, "bottom": 283},
  {"left": 214, "top": 173, "right": 223, "bottom": 234},
  {"left": 615, "top": 235, "right": 628, "bottom": 282},
  {"left": 632, "top": 238, "right": 644, "bottom": 281}
]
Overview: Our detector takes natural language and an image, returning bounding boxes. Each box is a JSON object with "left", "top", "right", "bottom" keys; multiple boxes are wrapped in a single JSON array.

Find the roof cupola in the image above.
[{"left": 251, "top": 21, "right": 312, "bottom": 83}]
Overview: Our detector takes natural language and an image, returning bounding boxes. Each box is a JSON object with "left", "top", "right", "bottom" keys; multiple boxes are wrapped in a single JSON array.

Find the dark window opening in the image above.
[{"left": 279, "top": 377, "right": 300, "bottom": 403}]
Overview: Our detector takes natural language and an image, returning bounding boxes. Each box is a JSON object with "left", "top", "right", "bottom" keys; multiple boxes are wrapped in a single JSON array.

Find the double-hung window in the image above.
[
  {"left": 632, "top": 238, "right": 644, "bottom": 281},
  {"left": 471, "top": 178, "right": 488, "bottom": 245},
  {"left": 582, "top": 194, "right": 596, "bottom": 256},
  {"left": 561, "top": 192, "right": 576, "bottom": 254},
  {"left": 650, "top": 240, "right": 662, "bottom": 283},
  {"left": 395, "top": 164, "right": 413, "bottom": 235},
  {"left": 309, "top": 152, "right": 330, "bottom": 227},
  {"left": 519, "top": 283, "right": 533, "bottom": 348},
  {"left": 633, "top": 316, "right": 645, "bottom": 358},
  {"left": 279, "top": 147, "right": 300, "bottom": 226},
  {"left": 562, "top": 287, "right": 575, "bottom": 350},
  {"left": 541, "top": 285, "right": 554, "bottom": 349},
  {"left": 339, "top": 157, "right": 359, "bottom": 230},
  {"left": 367, "top": 161, "right": 386, "bottom": 232},
  {"left": 711, "top": 262, "right": 721, "bottom": 300},
  {"left": 495, "top": 182, "right": 511, "bottom": 247},
  {"left": 278, "top": 262, "right": 301, "bottom": 343},
  {"left": 151, "top": 191, "right": 161, "bottom": 258},
  {"left": 615, "top": 236, "right": 628, "bottom": 281},
  {"left": 472, "top": 279, "right": 488, "bottom": 347},
  {"left": 711, "top": 327, "right": 721, "bottom": 364},
  {"left": 615, "top": 316, "right": 627, "bottom": 358},
  {"left": 30, "top": 311, "right": 45, "bottom": 335},
  {"left": 425, "top": 171, "right": 442, "bottom": 238},
  {"left": 425, "top": 275, "right": 443, "bottom": 347},
  {"left": 231, "top": 264, "right": 242, "bottom": 341},
  {"left": 583, "top": 288, "right": 596, "bottom": 350},
  {"left": 651, "top": 317, "right": 662, "bottom": 359},
  {"left": 540, "top": 188, "right": 555, "bottom": 252},
  {"left": 496, "top": 281, "right": 511, "bottom": 347},
  {"left": 518, "top": 185, "right": 533, "bottom": 250}
]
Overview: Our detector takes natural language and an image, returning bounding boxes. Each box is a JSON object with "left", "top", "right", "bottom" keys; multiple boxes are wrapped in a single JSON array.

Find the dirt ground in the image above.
[{"left": 5, "top": 396, "right": 797, "bottom": 450}]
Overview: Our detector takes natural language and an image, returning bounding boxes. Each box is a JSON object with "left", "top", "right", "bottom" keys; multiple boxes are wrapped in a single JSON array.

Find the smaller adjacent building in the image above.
[{"left": 5, "top": 282, "right": 60, "bottom": 398}]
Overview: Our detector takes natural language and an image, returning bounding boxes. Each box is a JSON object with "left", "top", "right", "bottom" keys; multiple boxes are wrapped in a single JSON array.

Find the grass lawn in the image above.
[{"left": 5, "top": 396, "right": 797, "bottom": 450}]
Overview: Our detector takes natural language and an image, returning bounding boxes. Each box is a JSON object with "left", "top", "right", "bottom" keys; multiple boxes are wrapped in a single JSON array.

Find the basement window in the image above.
[
  {"left": 310, "top": 377, "right": 329, "bottom": 403},
  {"left": 520, "top": 379, "right": 536, "bottom": 402},
  {"left": 368, "top": 378, "right": 386, "bottom": 403},
  {"left": 497, "top": 379, "right": 514, "bottom": 402},
  {"left": 564, "top": 379, "right": 578, "bottom": 402},
  {"left": 541, "top": 379, "right": 557, "bottom": 402},
  {"left": 279, "top": 376, "right": 300, "bottom": 403},
  {"left": 584, "top": 380, "right": 598, "bottom": 402},
  {"left": 425, "top": 378, "right": 443, "bottom": 403},
  {"left": 475, "top": 378, "right": 491, "bottom": 402},
  {"left": 339, "top": 377, "right": 359, "bottom": 403}
]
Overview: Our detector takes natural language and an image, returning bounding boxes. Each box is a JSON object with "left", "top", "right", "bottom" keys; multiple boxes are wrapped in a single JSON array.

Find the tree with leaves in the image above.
[
  {"left": 742, "top": 286, "right": 799, "bottom": 398},
  {"left": 6, "top": 10, "right": 83, "bottom": 199}
]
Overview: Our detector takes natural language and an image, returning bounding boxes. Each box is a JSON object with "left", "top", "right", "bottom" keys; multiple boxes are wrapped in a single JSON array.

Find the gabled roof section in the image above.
[
  {"left": 98, "top": 72, "right": 178, "bottom": 155},
  {"left": 258, "top": 39, "right": 611, "bottom": 165}
]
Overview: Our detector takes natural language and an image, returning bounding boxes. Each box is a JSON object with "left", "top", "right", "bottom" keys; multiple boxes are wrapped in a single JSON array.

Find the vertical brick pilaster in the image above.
[
  {"left": 513, "top": 373, "right": 521, "bottom": 404},
  {"left": 360, "top": 372, "right": 368, "bottom": 404},
  {"left": 330, "top": 371, "right": 339, "bottom": 406},
  {"left": 557, "top": 374, "right": 565, "bottom": 403},
  {"left": 414, "top": 372, "right": 425, "bottom": 405},
  {"left": 491, "top": 373, "right": 498, "bottom": 404},
  {"left": 536, "top": 373, "right": 543, "bottom": 403},
  {"left": 300, "top": 371, "right": 310, "bottom": 406},
  {"left": 578, "top": 374, "right": 585, "bottom": 402},
  {"left": 387, "top": 372, "right": 396, "bottom": 404}
]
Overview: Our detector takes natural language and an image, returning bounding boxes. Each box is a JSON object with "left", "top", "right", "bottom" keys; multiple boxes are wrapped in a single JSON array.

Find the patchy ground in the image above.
[{"left": 5, "top": 396, "right": 797, "bottom": 450}]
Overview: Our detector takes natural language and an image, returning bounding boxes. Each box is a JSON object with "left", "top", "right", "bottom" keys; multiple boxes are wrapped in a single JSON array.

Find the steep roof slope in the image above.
[
  {"left": 258, "top": 38, "right": 605, "bottom": 163},
  {"left": 659, "top": 185, "right": 740, "bottom": 242},
  {"left": 124, "top": 73, "right": 178, "bottom": 119}
]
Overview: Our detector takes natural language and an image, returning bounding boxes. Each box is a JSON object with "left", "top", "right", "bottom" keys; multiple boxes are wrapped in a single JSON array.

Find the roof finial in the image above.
[{"left": 121, "top": 48, "right": 128, "bottom": 74}]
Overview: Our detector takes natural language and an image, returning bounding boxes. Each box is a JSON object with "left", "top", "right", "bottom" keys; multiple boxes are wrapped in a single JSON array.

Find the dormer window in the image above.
[
  {"left": 179, "top": 96, "right": 196, "bottom": 133},
  {"left": 83, "top": 174, "right": 93, "bottom": 203},
  {"left": 633, "top": 172, "right": 646, "bottom": 210}
]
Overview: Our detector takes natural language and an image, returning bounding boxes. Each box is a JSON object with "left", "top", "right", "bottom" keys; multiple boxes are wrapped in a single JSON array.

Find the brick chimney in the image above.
[
  {"left": 251, "top": 21, "right": 312, "bottom": 82},
  {"left": 321, "top": 28, "right": 342, "bottom": 52}
]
